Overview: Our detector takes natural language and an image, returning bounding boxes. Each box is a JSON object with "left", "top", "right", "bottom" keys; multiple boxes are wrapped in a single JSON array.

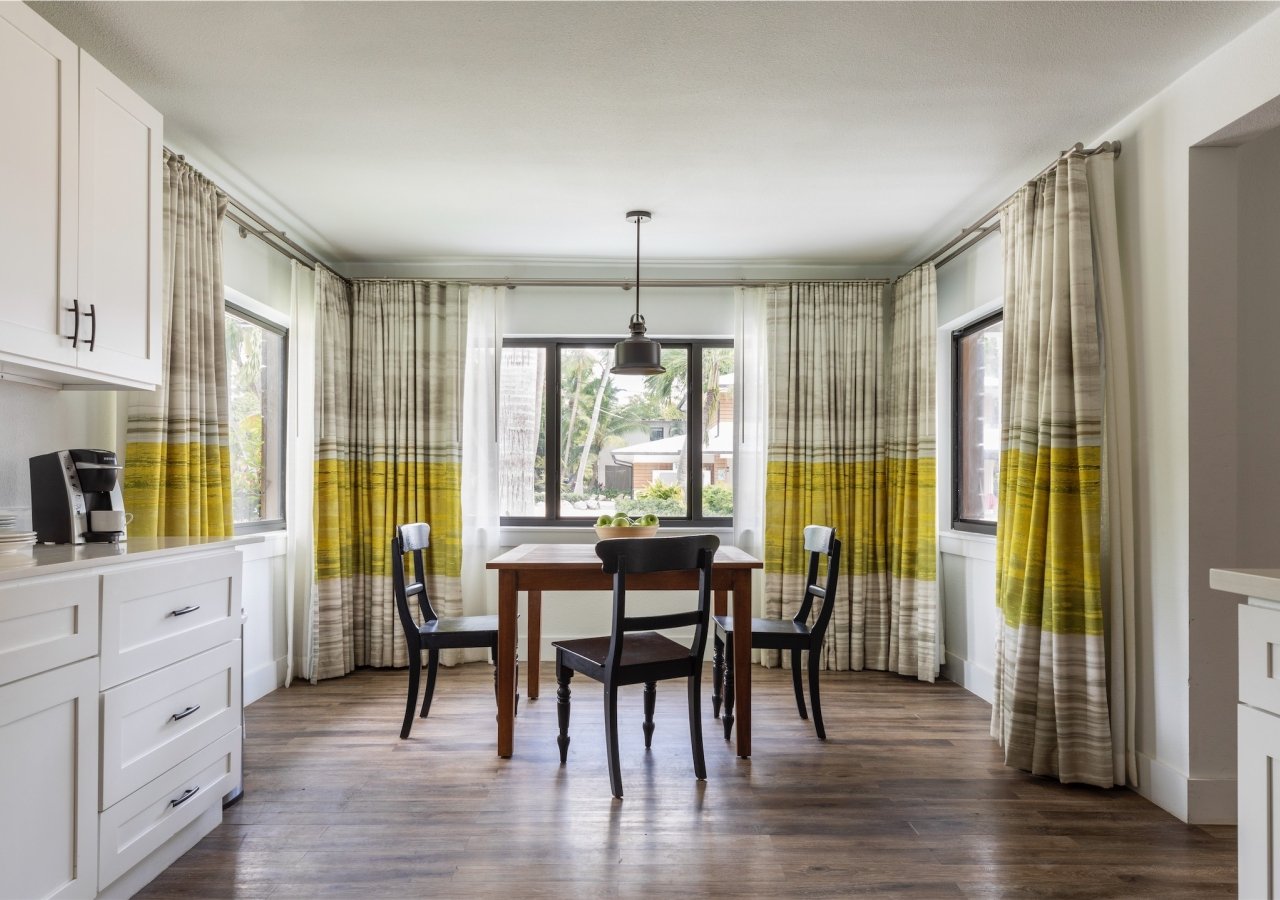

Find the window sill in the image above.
[
  {"left": 939, "top": 529, "right": 997, "bottom": 562},
  {"left": 500, "top": 523, "right": 735, "bottom": 546}
]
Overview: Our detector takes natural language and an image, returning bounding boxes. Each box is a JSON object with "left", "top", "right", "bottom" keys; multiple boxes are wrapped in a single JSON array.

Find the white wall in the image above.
[
  {"left": 934, "top": 233, "right": 1001, "bottom": 703},
  {"left": 1090, "top": 8, "right": 1280, "bottom": 823}
]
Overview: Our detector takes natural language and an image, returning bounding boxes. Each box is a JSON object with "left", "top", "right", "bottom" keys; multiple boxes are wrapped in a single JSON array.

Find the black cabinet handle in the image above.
[
  {"left": 85, "top": 303, "right": 96, "bottom": 351},
  {"left": 65, "top": 298, "right": 80, "bottom": 348},
  {"left": 170, "top": 705, "right": 201, "bottom": 722},
  {"left": 169, "top": 605, "right": 200, "bottom": 617},
  {"left": 168, "top": 786, "right": 199, "bottom": 808}
]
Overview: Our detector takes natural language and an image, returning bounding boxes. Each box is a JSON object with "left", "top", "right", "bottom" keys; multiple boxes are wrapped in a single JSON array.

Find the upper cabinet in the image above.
[{"left": 0, "top": 3, "right": 163, "bottom": 391}]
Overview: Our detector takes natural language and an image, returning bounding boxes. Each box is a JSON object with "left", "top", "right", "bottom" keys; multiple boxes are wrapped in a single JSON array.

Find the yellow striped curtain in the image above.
[
  {"left": 992, "top": 155, "right": 1113, "bottom": 787},
  {"left": 310, "top": 274, "right": 467, "bottom": 681},
  {"left": 887, "top": 265, "right": 938, "bottom": 681},
  {"left": 123, "top": 151, "right": 232, "bottom": 538},
  {"left": 764, "top": 282, "right": 889, "bottom": 671}
]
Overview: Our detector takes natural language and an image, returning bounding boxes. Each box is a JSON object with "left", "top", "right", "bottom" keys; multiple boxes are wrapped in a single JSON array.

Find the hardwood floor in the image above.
[{"left": 137, "top": 665, "right": 1235, "bottom": 898}]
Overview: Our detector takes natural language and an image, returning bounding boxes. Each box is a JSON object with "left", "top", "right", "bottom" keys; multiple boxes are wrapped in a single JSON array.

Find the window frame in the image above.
[
  {"left": 224, "top": 296, "right": 289, "bottom": 535},
  {"left": 500, "top": 337, "right": 734, "bottom": 528},
  {"left": 950, "top": 309, "right": 1002, "bottom": 536}
]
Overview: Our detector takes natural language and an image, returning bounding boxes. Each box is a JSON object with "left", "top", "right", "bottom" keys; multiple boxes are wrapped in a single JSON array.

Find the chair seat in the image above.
[
  {"left": 418, "top": 614, "right": 500, "bottom": 650},
  {"left": 554, "top": 632, "right": 694, "bottom": 684},
  {"left": 713, "top": 615, "right": 813, "bottom": 650}
]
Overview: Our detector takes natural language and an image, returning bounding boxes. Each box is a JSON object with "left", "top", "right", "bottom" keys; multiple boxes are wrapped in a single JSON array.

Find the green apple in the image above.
[
  {"left": 595, "top": 514, "right": 613, "bottom": 527},
  {"left": 610, "top": 515, "right": 632, "bottom": 527},
  {"left": 640, "top": 514, "right": 659, "bottom": 526}
]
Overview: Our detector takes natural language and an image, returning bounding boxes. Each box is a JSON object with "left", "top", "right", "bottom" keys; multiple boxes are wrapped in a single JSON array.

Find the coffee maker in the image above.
[{"left": 30, "top": 449, "right": 129, "bottom": 544}]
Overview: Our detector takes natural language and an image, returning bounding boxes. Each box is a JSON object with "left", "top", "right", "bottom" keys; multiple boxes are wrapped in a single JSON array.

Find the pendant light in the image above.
[{"left": 611, "top": 210, "right": 666, "bottom": 375}]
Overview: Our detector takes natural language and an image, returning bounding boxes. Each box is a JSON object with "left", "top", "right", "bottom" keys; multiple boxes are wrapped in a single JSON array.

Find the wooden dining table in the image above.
[{"left": 486, "top": 542, "right": 764, "bottom": 759}]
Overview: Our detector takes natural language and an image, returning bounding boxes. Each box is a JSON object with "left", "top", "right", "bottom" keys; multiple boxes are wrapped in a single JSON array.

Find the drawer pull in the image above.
[
  {"left": 86, "top": 302, "right": 97, "bottom": 351},
  {"left": 168, "top": 786, "right": 200, "bottom": 808},
  {"left": 170, "top": 704, "right": 201, "bottom": 722},
  {"left": 169, "top": 605, "right": 201, "bottom": 617},
  {"left": 65, "top": 298, "right": 80, "bottom": 347}
]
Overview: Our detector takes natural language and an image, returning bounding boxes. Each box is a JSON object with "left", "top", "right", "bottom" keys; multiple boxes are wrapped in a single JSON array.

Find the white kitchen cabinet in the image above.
[
  {"left": 0, "top": 658, "right": 99, "bottom": 900},
  {"left": 0, "top": 2, "right": 162, "bottom": 391}
]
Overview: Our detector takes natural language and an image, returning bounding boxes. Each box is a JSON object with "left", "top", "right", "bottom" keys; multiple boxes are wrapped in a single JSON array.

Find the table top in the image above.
[{"left": 487, "top": 542, "right": 762, "bottom": 570}]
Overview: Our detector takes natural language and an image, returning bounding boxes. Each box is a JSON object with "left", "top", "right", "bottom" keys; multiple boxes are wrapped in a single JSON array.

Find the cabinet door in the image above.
[
  {"left": 0, "top": 658, "right": 99, "bottom": 900},
  {"left": 0, "top": 3, "right": 78, "bottom": 370},
  {"left": 1240, "top": 703, "right": 1280, "bottom": 900},
  {"left": 77, "top": 50, "right": 163, "bottom": 388}
]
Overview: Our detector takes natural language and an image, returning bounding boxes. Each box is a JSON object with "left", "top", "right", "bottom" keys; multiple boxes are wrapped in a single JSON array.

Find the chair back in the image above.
[
  {"left": 391, "top": 523, "right": 439, "bottom": 636},
  {"left": 793, "top": 525, "right": 841, "bottom": 641},
  {"left": 595, "top": 534, "right": 720, "bottom": 675}
]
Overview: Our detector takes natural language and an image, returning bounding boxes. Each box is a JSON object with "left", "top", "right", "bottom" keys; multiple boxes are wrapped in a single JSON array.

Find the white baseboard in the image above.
[
  {"left": 941, "top": 651, "right": 994, "bottom": 704},
  {"left": 1133, "top": 752, "right": 1238, "bottom": 824},
  {"left": 244, "top": 656, "right": 287, "bottom": 706}
]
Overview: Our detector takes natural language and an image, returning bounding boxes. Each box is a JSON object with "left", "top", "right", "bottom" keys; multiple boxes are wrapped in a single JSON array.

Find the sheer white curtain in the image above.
[
  {"left": 285, "top": 261, "right": 316, "bottom": 685},
  {"left": 462, "top": 285, "right": 504, "bottom": 633},
  {"left": 734, "top": 286, "right": 769, "bottom": 620}
]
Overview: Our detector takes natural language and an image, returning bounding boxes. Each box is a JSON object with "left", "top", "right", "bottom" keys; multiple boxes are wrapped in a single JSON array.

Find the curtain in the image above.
[
  {"left": 284, "top": 261, "right": 317, "bottom": 685},
  {"left": 991, "top": 152, "right": 1115, "bottom": 787},
  {"left": 764, "top": 282, "right": 889, "bottom": 671},
  {"left": 733, "top": 287, "right": 769, "bottom": 624},
  {"left": 310, "top": 277, "right": 467, "bottom": 681},
  {"left": 460, "top": 285, "right": 502, "bottom": 659},
  {"left": 887, "top": 265, "right": 939, "bottom": 681},
  {"left": 123, "top": 151, "right": 232, "bottom": 538}
]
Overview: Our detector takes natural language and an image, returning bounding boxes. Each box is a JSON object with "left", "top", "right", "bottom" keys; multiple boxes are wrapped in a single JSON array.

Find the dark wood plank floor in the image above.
[{"left": 136, "top": 665, "right": 1235, "bottom": 898}]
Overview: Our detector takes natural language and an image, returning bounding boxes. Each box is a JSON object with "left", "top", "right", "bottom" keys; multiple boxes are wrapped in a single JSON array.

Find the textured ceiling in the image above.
[{"left": 29, "top": 1, "right": 1279, "bottom": 268}]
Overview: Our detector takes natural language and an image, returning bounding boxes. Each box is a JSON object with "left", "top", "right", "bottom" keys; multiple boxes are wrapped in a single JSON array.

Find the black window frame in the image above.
[
  {"left": 225, "top": 300, "right": 289, "bottom": 535},
  {"left": 951, "top": 309, "right": 1002, "bottom": 536},
  {"left": 500, "top": 337, "right": 734, "bottom": 528}
]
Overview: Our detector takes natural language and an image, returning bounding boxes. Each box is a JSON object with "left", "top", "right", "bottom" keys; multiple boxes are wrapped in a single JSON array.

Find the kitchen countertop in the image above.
[
  {"left": 1209, "top": 568, "right": 1280, "bottom": 604},
  {"left": 0, "top": 535, "right": 264, "bottom": 583}
]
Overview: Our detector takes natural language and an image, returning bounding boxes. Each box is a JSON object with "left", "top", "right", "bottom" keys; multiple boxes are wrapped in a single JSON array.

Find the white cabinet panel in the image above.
[
  {"left": 0, "top": 573, "right": 98, "bottom": 688},
  {"left": 0, "top": 2, "right": 78, "bottom": 371},
  {"left": 76, "top": 51, "right": 162, "bottom": 387},
  {"left": 0, "top": 658, "right": 99, "bottom": 900},
  {"left": 101, "top": 641, "right": 240, "bottom": 809},
  {"left": 1240, "top": 703, "right": 1280, "bottom": 900}
]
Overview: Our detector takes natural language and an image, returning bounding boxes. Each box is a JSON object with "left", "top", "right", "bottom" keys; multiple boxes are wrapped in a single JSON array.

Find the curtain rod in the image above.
[
  {"left": 915, "top": 141, "right": 1121, "bottom": 273},
  {"left": 462, "top": 277, "right": 891, "bottom": 288}
]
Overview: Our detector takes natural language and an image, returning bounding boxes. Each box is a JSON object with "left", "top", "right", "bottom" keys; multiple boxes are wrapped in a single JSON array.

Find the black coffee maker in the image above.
[{"left": 30, "top": 449, "right": 129, "bottom": 544}]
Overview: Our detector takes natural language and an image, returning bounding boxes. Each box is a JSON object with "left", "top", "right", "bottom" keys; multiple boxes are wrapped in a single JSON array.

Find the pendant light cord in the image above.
[{"left": 634, "top": 215, "right": 641, "bottom": 322}]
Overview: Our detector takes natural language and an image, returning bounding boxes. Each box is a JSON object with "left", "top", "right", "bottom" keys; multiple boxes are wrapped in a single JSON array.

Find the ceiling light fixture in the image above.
[{"left": 611, "top": 210, "right": 665, "bottom": 376}]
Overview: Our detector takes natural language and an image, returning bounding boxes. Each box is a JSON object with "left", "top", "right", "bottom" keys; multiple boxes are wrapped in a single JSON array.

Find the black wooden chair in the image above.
[
  {"left": 713, "top": 524, "right": 841, "bottom": 740},
  {"left": 553, "top": 534, "right": 720, "bottom": 799},
  {"left": 391, "top": 522, "right": 515, "bottom": 739}
]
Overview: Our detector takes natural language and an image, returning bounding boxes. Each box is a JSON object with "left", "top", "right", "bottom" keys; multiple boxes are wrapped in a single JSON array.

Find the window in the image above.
[
  {"left": 225, "top": 301, "right": 287, "bottom": 532},
  {"left": 498, "top": 339, "right": 734, "bottom": 525},
  {"left": 952, "top": 311, "right": 1002, "bottom": 534}
]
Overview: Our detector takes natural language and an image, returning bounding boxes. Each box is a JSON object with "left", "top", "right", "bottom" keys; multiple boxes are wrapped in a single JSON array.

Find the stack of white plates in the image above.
[
  {"left": 0, "top": 530, "right": 37, "bottom": 553},
  {"left": 0, "top": 511, "right": 17, "bottom": 530}
]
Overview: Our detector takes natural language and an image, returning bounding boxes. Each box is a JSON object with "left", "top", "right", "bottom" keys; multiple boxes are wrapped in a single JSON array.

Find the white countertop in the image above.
[
  {"left": 1210, "top": 568, "right": 1280, "bottom": 604},
  {"left": 0, "top": 535, "right": 263, "bottom": 583}
]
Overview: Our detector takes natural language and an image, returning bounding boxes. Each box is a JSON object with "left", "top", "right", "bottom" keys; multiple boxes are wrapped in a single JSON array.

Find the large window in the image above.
[
  {"left": 952, "top": 311, "right": 1002, "bottom": 534},
  {"left": 498, "top": 339, "right": 734, "bottom": 525},
  {"left": 225, "top": 301, "right": 287, "bottom": 532}
]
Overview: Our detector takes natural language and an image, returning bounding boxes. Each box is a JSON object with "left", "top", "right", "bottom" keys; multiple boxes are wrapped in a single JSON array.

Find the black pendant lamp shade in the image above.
[{"left": 611, "top": 210, "right": 665, "bottom": 376}]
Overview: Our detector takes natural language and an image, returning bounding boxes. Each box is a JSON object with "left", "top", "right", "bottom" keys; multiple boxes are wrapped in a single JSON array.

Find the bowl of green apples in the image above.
[{"left": 594, "top": 513, "right": 660, "bottom": 540}]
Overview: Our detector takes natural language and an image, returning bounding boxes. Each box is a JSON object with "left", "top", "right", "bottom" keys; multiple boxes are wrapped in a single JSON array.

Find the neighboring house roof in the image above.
[{"left": 610, "top": 431, "right": 733, "bottom": 465}]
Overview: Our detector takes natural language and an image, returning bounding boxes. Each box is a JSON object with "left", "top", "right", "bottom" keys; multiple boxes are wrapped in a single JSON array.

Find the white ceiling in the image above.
[{"left": 30, "top": 1, "right": 1278, "bottom": 271}]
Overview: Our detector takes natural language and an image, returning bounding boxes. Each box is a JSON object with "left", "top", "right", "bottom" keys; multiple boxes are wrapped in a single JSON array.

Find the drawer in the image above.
[
  {"left": 100, "top": 552, "right": 240, "bottom": 689},
  {"left": 101, "top": 640, "right": 241, "bottom": 809},
  {"left": 0, "top": 573, "right": 98, "bottom": 687},
  {"left": 1240, "top": 603, "right": 1280, "bottom": 715},
  {"left": 98, "top": 726, "right": 240, "bottom": 890}
]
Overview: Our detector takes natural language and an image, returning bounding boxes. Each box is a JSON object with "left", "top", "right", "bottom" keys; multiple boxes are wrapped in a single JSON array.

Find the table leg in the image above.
[
  {"left": 527, "top": 589, "right": 542, "bottom": 700},
  {"left": 497, "top": 570, "right": 518, "bottom": 758},
  {"left": 714, "top": 588, "right": 727, "bottom": 618},
  {"left": 731, "top": 570, "right": 752, "bottom": 758}
]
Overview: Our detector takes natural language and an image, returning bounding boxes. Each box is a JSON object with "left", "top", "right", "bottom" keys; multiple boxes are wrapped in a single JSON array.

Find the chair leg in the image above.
[
  {"left": 420, "top": 648, "right": 439, "bottom": 719},
  {"left": 711, "top": 632, "right": 724, "bottom": 719},
  {"left": 808, "top": 648, "right": 826, "bottom": 740},
  {"left": 401, "top": 646, "right": 421, "bottom": 740},
  {"left": 556, "top": 659, "right": 572, "bottom": 765},
  {"left": 604, "top": 682, "right": 623, "bottom": 799},
  {"left": 722, "top": 638, "right": 736, "bottom": 741},
  {"left": 643, "top": 682, "right": 656, "bottom": 749},
  {"left": 688, "top": 673, "right": 707, "bottom": 781},
  {"left": 791, "top": 648, "right": 808, "bottom": 720}
]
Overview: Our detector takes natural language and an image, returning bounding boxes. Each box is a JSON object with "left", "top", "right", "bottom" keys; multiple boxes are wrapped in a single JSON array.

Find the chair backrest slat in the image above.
[{"left": 595, "top": 535, "right": 720, "bottom": 675}]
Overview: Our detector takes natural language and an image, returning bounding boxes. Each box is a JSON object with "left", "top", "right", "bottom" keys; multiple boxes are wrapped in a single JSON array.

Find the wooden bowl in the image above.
[{"left": 593, "top": 525, "right": 660, "bottom": 540}]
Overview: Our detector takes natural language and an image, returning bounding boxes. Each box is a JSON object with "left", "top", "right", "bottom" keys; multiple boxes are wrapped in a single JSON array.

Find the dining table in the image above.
[{"left": 486, "top": 542, "right": 764, "bottom": 759}]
